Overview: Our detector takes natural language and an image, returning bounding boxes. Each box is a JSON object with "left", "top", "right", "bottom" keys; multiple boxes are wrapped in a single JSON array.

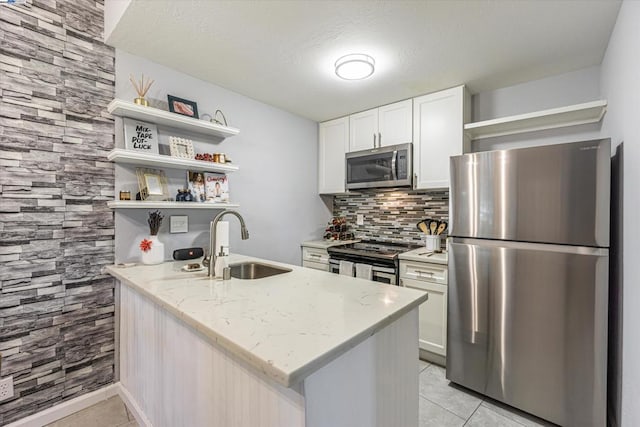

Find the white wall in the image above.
[
  {"left": 470, "top": 66, "right": 603, "bottom": 152},
  {"left": 114, "top": 50, "right": 330, "bottom": 265},
  {"left": 600, "top": 2, "right": 640, "bottom": 426}
]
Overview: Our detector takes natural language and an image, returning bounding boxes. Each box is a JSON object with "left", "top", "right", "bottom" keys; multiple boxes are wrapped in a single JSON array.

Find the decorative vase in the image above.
[
  {"left": 134, "top": 97, "right": 149, "bottom": 106},
  {"left": 141, "top": 235, "right": 164, "bottom": 265}
]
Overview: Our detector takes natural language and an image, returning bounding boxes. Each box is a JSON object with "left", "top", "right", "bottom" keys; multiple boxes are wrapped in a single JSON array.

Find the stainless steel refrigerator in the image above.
[{"left": 447, "top": 139, "right": 610, "bottom": 427}]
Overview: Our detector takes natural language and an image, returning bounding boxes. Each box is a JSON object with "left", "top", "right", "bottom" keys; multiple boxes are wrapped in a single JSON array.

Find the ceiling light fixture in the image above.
[{"left": 335, "top": 54, "right": 375, "bottom": 80}]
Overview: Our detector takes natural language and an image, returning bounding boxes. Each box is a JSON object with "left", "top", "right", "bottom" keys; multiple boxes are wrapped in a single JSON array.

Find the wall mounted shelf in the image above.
[
  {"left": 464, "top": 99, "right": 607, "bottom": 140},
  {"left": 107, "top": 149, "right": 239, "bottom": 173},
  {"left": 108, "top": 201, "right": 239, "bottom": 210},
  {"left": 108, "top": 99, "right": 240, "bottom": 139}
]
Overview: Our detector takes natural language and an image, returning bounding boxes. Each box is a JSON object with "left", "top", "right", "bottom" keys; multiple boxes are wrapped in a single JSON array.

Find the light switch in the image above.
[
  {"left": 170, "top": 215, "right": 188, "bottom": 233},
  {"left": 356, "top": 214, "right": 364, "bottom": 225}
]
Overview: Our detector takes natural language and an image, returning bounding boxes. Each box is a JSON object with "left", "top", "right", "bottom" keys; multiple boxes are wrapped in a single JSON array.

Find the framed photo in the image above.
[
  {"left": 168, "top": 95, "right": 199, "bottom": 119},
  {"left": 123, "top": 118, "right": 159, "bottom": 154},
  {"left": 169, "top": 136, "right": 195, "bottom": 159},
  {"left": 187, "top": 170, "right": 206, "bottom": 203},
  {"left": 136, "top": 168, "right": 169, "bottom": 201}
]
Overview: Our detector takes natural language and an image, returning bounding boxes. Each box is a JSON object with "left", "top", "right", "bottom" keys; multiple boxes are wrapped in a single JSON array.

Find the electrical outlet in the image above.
[
  {"left": 0, "top": 376, "right": 14, "bottom": 402},
  {"left": 356, "top": 214, "right": 364, "bottom": 225}
]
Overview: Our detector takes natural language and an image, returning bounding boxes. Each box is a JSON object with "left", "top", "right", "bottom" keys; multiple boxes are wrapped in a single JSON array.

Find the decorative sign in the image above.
[{"left": 124, "top": 118, "right": 159, "bottom": 154}]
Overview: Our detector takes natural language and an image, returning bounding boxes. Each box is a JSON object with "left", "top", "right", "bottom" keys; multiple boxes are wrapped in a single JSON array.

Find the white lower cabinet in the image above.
[
  {"left": 301, "top": 246, "right": 331, "bottom": 271},
  {"left": 400, "top": 261, "right": 448, "bottom": 361}
]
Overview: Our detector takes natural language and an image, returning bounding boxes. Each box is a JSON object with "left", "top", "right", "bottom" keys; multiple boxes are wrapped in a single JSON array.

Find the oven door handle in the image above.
[{"left": 373, "top": 271, "right": 396, "bottom": 281}]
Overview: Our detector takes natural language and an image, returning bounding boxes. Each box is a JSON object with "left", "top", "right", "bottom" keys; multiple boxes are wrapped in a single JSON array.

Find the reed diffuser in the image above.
[
  {"left": 147, "top": 210, "right": 164, "bottom": 235},
  {"left": 130, "top": 73, "right": 154, "bottom": 106}
]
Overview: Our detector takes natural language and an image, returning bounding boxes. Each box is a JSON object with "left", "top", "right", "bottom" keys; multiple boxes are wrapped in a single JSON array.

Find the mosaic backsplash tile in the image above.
[
  {"left": 0, "top": 0, "right": 115, "bottom": 423},
  {"left": 333, "top": 188, "right": 449, "bottom": 245}
]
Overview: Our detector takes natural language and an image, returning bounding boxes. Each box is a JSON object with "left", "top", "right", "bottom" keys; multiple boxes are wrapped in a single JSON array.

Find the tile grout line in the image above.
[
  {"left": 462, "top": 399, "right": 484, "bottom": 426},
  {"left": 418, "top": 394, "right": 469, "bottom": 423}
]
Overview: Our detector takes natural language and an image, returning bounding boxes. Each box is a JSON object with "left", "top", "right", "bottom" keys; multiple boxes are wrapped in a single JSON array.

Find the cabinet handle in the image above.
[
  {"left": 309, "top": 253, "right": 322, "bottom": 258},
  {"left": 373, "top": 133, "right": 376, "bottom": 148},
  {"left": 378, "top": 132, "right": 381, "bottom": 147}
]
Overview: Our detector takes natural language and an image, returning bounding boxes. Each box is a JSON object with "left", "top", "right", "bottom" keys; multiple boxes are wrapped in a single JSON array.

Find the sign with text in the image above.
[{"left": 123, "top": 118, "right": 159, "bottom": 154}]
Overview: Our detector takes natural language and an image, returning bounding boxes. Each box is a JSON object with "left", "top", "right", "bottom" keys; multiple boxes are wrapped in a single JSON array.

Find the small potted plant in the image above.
[{"left": 140, "top": 210, "right": 164, "bottom": 265}]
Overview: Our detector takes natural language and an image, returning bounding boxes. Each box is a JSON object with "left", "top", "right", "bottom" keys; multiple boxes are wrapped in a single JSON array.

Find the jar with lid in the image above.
[
  {"left": 183, "top": 189, "right": 194, "bottom": 202},
  {"left": 175, "top": 189, "right": 185, "bottom": 202}
]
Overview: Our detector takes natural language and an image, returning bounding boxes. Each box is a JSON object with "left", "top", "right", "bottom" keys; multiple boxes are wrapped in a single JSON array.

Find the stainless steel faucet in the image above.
[{"left": 206, "top": 210, "right": 249, "bottom": 278}]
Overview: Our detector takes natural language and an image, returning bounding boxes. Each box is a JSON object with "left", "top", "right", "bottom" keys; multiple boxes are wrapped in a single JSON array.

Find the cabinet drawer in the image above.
[
  {"left": 303, "top": 260, "right": 330, "bottom": 271},
  {"left": 399, "top": 260, "right": 447, "bottom": 285},
  {"left": 302, "top": 247, "right": 330, "bottom": 264}
]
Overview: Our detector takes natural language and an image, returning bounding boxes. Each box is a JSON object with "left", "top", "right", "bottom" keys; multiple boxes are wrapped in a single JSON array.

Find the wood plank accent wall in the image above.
[{"left": 0, "top": 0, "right": 115, "bottom": 423}]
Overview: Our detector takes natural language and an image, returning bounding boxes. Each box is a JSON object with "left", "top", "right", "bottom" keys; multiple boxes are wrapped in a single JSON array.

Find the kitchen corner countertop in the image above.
[
  {"left": 300, "top": 239, "right": 359, "bottom": 249},
  {"left": 398, "top": 247, "right": 448, "bottom": 265},
  {"left": 106, "top": 254, "right": 426, "bottom": 388}
]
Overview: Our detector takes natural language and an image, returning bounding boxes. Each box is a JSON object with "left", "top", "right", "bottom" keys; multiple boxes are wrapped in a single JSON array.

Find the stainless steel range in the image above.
[{"left": 327, "top": 240, "right": 421, "bottom": 285}]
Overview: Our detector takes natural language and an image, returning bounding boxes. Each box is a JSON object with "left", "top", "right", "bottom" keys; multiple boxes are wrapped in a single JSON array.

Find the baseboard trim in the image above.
[
  {"left": 117, "top": 384, "right": 153, "bottom": 427},
  {"left": 5, "top": 383, "right": 120, "bottom": 427}
]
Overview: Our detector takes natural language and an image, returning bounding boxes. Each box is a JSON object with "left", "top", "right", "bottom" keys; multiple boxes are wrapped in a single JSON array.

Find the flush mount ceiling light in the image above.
[{"left": 335, "top": 54, "right": 375, "bottom": 80}]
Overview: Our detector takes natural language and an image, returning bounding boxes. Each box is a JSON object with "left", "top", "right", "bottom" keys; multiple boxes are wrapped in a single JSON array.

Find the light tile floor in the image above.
[
  {"left": 418, "top": 360, "right": 555, "bottom": 427},
  {"left": 50, "top": 362, "right": 554, "bottom": 427},
  {"left": 45, "top": 396, "right": 138, "bottom": 427}
]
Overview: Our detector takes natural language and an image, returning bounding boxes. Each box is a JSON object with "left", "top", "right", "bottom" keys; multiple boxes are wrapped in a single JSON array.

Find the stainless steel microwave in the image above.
[{"left": 345, "top": 143, "right": 413, "bottom": 190}]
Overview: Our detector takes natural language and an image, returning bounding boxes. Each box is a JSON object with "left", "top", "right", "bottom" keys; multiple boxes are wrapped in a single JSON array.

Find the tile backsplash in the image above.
[{"left": 333, "top": 188, "right": 449, "bottom": 245}]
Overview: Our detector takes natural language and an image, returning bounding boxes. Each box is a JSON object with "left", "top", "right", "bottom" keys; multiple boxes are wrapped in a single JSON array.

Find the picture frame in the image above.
[
  {"left": 187, "top": 170, "right": 206, "bottom": 203},
  {"left": 123, "top": 118, "right": 159, "bottom": 154},
  {"left": 167, "top": 95, "right": 199, "bottom": 119},
  {"left": 169, "top": 136, "right": 195, "bottom": 159},
  {"left": 135, "top": 168, "right": 170, "bottom": 201}
]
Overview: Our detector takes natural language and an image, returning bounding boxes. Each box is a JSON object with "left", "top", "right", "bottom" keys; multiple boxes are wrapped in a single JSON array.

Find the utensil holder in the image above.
[{"left": 425, "top": 235, "right": 441, "bottom": 252}]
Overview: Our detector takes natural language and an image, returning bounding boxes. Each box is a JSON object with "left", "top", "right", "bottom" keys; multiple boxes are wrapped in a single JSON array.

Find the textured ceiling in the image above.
[{"left": 106, "top": 0, "right": 621, "bottom": 122}]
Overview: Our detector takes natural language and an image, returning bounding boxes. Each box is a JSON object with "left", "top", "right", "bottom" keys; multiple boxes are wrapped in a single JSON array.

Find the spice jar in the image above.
[
  {"left": 218, "top": 153, "right": 226, "bottom": 163},
  {"left": 213, "top": 153, "right": 220, "bottom": 163}
]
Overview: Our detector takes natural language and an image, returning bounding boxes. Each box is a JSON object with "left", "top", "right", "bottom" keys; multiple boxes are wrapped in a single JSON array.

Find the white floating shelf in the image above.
[
  {"left": 464, "top": 100, "right": 607, "bottom": 140},
  {"left": 108, "top": 201, "right": 239, "bottom": 210},
  {"left": 107, "top": 149, "right": 239, "bottom": 173},
  {"left": 108, "top": 99, "right": 240, "bottom": 139}
]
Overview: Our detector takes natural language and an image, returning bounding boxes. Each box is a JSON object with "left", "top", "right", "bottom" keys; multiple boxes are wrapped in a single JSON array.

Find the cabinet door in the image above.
[
  {"left": 349, "top": 108, "right": 378, "bottom": 152},
  {"left": 401, "top": 277, "right": 448, "bottom": 356},
  {"left": 318, "top": 117, "right": 349, "bottom": 194},
  {"left": 413, "top": 86, "right": 469, "bottom": 189},
  {"left": 378, "top": 99, "right": 412, "bottom": 147}
]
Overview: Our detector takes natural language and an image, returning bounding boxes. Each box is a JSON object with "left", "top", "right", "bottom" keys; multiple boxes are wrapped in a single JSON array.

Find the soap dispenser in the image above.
[{"left": 214, "top": 246, "right": 227, "bottom": 278}]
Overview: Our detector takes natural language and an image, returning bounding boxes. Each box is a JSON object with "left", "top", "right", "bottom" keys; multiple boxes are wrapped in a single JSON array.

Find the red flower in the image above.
[{"left": 140, "top": 238, "right": 153, "bottom": 252}]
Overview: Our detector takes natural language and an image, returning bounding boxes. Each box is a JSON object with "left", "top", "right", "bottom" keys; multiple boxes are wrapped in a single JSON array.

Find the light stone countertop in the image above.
[
  {"left": 398, "top": 247, "right": 448, "bottom": 265},
  {"left": 106, "top": 253, "right": 427, "bottom": 388},
  {"left": 300, "top": 239, "right": 359, "bottom": 249}
]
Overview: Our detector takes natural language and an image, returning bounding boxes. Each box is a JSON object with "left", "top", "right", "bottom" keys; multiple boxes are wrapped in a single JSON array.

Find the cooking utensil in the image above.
[
  {"left": 417, "top": 220, "right": 429, "bottom": 234},
  {"left": 436, "top": 221, "right": 447, "bottom": 235},
  {"left": 429, "top": 221, "right": 438, "bottom": 235}
]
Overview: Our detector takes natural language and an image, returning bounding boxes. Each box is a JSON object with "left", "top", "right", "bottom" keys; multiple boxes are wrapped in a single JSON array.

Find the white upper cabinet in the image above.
[
  {"left": 348, "top": 100, "right": 412, "bottom": 152},
  {"left": 413, "top": 86, "right": 470, "bottom": 190},
  {"left": 377, "top": 99, "right": 413, "bottom": 147},
  {"left": 318, "top": 117, "right": 349, "bottom": 194},
  {"left": 349, "top": 108, "right": 379, "bottom": 152}
]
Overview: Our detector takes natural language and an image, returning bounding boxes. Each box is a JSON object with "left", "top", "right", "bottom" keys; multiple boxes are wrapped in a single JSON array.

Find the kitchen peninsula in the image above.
[{"left": 106, "top": 254, "right": 427, "bottom": 427}]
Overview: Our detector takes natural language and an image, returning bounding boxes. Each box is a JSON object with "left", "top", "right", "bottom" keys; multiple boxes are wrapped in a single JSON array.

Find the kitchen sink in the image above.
[{"left": 229, "top": 262, "right": 292, "bottom": 280}]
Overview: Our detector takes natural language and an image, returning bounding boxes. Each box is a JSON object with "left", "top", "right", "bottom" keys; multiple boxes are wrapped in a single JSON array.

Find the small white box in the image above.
[{"left": 170, "top": 215, "right": 188, "bottom": 233}]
